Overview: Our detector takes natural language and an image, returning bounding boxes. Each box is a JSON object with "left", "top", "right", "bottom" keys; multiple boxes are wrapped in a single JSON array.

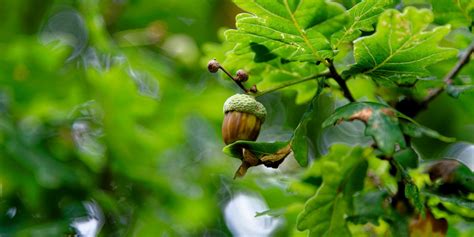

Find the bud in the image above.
[
  {"left": 235, "top": 69, "right": 249, "bottom": 82},
  {"left": 207, "top": 59, "right": 220, "bottom": 73},
  {"left": 222, "top": 94, "right": 267, "bottom": 145},
  {"left": 249, "top": 84, "right": 258, "bottom": 93}
]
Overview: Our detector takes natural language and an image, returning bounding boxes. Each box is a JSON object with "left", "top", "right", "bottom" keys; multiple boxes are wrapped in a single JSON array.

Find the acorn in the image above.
[{"left": 222, "top": 94, "right": 266, "bottom": 145}]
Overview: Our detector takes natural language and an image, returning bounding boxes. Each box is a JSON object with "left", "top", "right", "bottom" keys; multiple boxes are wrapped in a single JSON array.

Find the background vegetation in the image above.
[{"left": 0, "top": 0, "right": 473, "bottom": 236}]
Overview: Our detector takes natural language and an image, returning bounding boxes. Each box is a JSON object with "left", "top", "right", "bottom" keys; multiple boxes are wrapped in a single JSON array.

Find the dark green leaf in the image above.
[
  {"left": 291, "top": 79, "right": 325, "bottom": 166},
  {"left": 323, "top": 102, "right": 406, "bottom": 155},
  {"left": 394, "top": 147, "right": 418, "bottom": 169},
  {"left": 345, "top": 7, "right": 457, "bottom": 81},
  {"left": 347, "top": 190, "right": 390, "bottom": 225},
  {"left": 222, "top": 140, "right": 289, "bottom": 160},
  {"left": 452, "top": 162, "right": 474, "bottom": 192},
  {"left": 405, "top": 183, "right": 423, "bottom": 212},
  {"left": 384, "top": 211, "right": 410, "bottom": 237},
  {"left": 390, "top": 158, "right": 424, "bottom": 213},
  {"left": 343, "top": 160, "right": 369, "bottom": 210},
  {"left": 398, "top": 115, "right": 455, "bottom": 142}
]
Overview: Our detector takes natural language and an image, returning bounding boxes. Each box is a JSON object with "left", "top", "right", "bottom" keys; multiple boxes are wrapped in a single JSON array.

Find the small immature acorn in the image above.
[
  {"left": 207, "top": 59, "right": 220, "bottom": 73},
  {"left": 222, "top": 94, "right": 266, "bottom": 145},
  {"left": 235, "top": 69, "right": 249, "bottom": 82}
]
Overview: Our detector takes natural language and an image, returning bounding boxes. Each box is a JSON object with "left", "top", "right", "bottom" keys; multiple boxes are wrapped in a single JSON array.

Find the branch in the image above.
[
  {"left": 218, "top": 65, "right": 248, "bottom": 93},
  {"left": 208, "top": 59, "right": 248, "bottom": 93},
  {"left": 327, "top": 60, "right": 356, "bottom": 102},
  {"left": 423, "top": 42, "right": 474, "bottom": 105},
  {"left": 254, "top": 72, "right": 330, "bottom": 97}
]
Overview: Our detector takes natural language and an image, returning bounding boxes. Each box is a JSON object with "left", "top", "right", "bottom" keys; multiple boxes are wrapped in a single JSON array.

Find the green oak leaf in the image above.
[
  {"left": 291, "top": 79, "right": 325, "bottom": 167},
  {"left": 332, "top": 0, "right": 394, "bottom": 48},
  {"left": 346, "top": 190, "right": 390, "bottom": 225},
  {"left": 323, "top": 102, "right": 455, "bottom": 155},
  {"left": 400, "top": 121, "right": 455, "bottom": 142},
  {"left": 226, "top": 0, "right": 348, "bottom": 63},
  {"left": 333, "top": 0, "right": 363, "bottom": 9},
  {"left": 405, "top": 183, "right": 423, "bottom": 212},
  {"left": 430, "top": 0, "right": 474, "bottom": 28},
  {"left": 344, "top": 7, "right": 457, "bottom": 82},
  {"left": 322, "top": 102, "right": 406, "bottom": 155},
  {"left": 222, "top": 140, "right": 289, "bottom": 160},
  {"left": 384, "top": 211, "right": 410, "bottom": 237},
  {"left": 297, "top": 144, "right": 372, "bottom": 236},
  {"left": 397, "top": 114, "right": 455, "bottom": 142},
  {"left": 391, "top": 158, "right": 424, "bottom": 213},
  {"left": 394, "top": 147, "right": 418, "bottom": 169},
  {"left": 425, "top": 191, "right": 474, "bottom": 220}
]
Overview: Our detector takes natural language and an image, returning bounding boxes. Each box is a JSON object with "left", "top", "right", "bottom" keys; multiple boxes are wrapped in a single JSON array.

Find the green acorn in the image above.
[{"left": 222, "top": 94, "right": 267, "bottom": 145}]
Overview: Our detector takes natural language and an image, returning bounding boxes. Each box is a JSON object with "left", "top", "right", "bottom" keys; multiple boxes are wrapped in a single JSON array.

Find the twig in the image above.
[
  {"left": 208, "top": 59, "right": 249, "bottom": 93},
  {"left": 254, "top": 72, "right": 330, "bottom": 97},
  {"left": 218, "top": 65, "right": 248, "bottom": 93},
  {"left": 327, "top": 60, "right": 356, "bottom": 102},
  {"left": 423, "top": 41, "right": 474, "bottom": 106}
]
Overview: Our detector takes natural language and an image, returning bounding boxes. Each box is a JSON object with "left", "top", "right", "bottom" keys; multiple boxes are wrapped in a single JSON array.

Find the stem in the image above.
[
  {"left": 218, "top": 65, "right": 248, "bottom": 93},
  {"left": 327, "top": 60, "right": 356, "bottom": 102},
  {"left": 254, "top": 72, "right": 330, "bottom": 97},
  {"left": 422, "top": 41, "right": 474, "bottom": 106}
]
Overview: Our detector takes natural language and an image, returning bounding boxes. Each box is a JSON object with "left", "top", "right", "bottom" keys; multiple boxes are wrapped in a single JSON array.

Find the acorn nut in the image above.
[{"left": 222, "top": 94, "right": 266, "bottom": 145}]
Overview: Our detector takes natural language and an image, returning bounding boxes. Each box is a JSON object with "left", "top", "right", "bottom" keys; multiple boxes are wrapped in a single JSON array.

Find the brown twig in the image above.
[
  {"left": 396, "top": 42, "right": 474, "bottom": 118},
  {"left": 218, "top": 65, "right": 248, "bottom": 93},
  {"left": 422, "top": 41, "right": 474, "bottom": 106},
  {"left": 327, "top": 59, "right": 356, "bottom": 102},
  {"left": 208, "top": 59, "right": 249, "bottom": 93}
]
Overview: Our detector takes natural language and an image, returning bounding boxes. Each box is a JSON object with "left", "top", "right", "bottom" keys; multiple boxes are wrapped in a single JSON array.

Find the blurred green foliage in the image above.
[{"left": 0, "top": 0, "right": 245, "bottom": 235}]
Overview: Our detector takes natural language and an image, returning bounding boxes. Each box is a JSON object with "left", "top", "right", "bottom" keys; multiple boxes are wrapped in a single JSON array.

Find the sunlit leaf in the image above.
[
  {"left": 345, "top": 7, "right": 457, "bottom": 82},
  {"left": 425, "top": 191, "right": 474, "bottom": 219},
  {"left": 226, "top": 0, "right": 348, "bottom": 63},
  {"left": 332, "top": 0, "right": 393, "bottom": 48}
]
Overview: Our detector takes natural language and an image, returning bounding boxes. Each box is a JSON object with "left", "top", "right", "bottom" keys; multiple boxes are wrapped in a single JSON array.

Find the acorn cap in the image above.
[{"left": 223, "top": 94, "right": 266, "bottom": 122}]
